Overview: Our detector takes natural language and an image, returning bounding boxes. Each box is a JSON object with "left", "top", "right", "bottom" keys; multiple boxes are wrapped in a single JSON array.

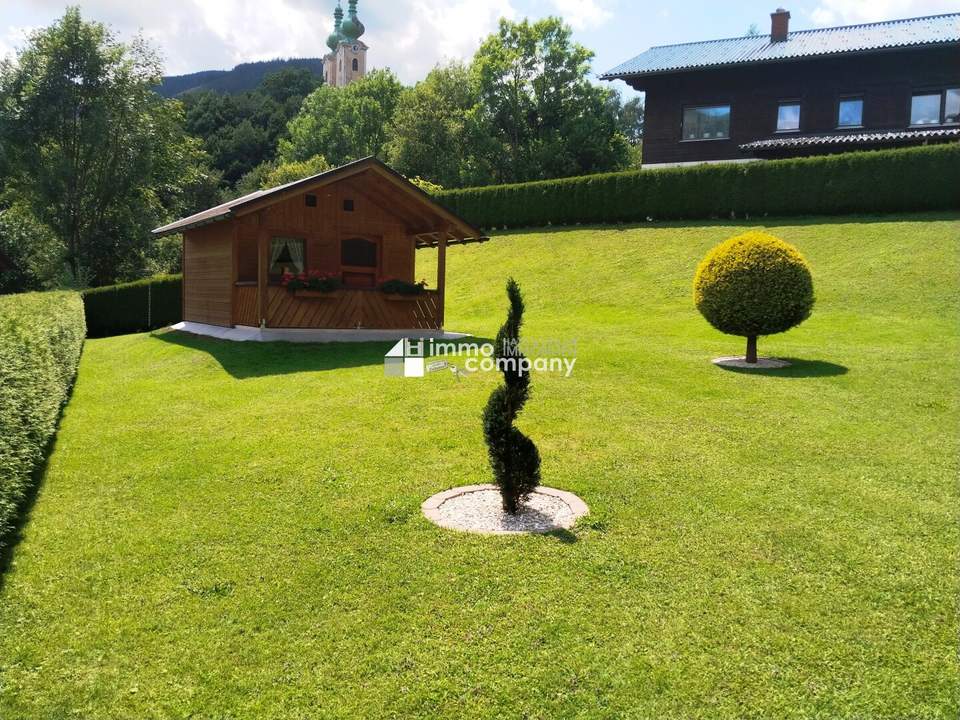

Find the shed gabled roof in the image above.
[
  {"left": 601, "top": 13, "right": 960, "bottom": 80},
  {"left": 152, "top": 157, "right": 486, "bottom": 246}
]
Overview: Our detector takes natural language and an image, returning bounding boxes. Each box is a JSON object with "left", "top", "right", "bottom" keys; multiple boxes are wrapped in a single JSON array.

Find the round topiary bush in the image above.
[{"left": 693, "top": 231, "right": 814, "bottom": 364}]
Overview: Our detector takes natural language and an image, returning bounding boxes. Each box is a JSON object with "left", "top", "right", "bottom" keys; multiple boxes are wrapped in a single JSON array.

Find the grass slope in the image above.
[{"left": 1, "top": 215, "right": 957, "bottom": 719}]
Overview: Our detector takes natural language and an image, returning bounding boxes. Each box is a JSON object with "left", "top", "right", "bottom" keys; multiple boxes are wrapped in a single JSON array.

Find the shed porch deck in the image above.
[{"left": 170, "top": 321, "right": 472, "bottom": 344}]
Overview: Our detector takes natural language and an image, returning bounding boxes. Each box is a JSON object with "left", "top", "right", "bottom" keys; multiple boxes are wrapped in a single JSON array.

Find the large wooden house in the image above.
[
  {"left": 602, "top": 10, "right": 960, "bottom": 167},
  {"left": 153, "top": 158, "right": 485, "bottom": 331}
]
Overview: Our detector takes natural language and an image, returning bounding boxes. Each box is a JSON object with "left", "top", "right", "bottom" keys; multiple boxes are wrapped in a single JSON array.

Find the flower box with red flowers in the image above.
[
  {"left": 379, "top": 278, "right": 428, "bottom": 300},
  {"left": 282, "top": 270, "right": 343, "bottom": 298}
]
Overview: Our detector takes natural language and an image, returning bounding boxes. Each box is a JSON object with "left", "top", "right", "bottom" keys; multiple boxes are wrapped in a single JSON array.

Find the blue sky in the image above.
[{"left": 1, "top": 0, "right": 956, "bottom": 99}]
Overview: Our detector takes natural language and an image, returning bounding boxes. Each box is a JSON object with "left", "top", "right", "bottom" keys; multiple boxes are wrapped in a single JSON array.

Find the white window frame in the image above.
[
  {"left": 775, "top": 101, "right": 802, "bottom": 133},
  {"left": 680, "top": 104, "right": 731, "bottom": 142},
  {"left": 836, "top": 96, "right": 864, "bottom": 129},
  {"left": 910, "top": 88, "right": 960, "bottom": 127}
]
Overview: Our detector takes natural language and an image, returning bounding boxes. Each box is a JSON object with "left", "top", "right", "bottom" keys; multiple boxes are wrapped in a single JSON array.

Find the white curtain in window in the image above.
[
  {"left": 270, "top": 238, "right": 286, "bottom": 269},
  {"left": 288, "top": 239, "right": 304, "bottom": 271},
  {"left": 270, "top": 238, "right": 305, "bottom": 273}
]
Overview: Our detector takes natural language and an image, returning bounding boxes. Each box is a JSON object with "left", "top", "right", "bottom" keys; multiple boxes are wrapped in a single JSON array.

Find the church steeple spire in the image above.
[
  {"left": 326, "top": 2, "right": 344, "bottom": 52},
  {"left": 341, "top": 0, "right": 365, "bottom": 41},
  {"left": 323, "top": 0, "right": 367, "bottom": 88}
]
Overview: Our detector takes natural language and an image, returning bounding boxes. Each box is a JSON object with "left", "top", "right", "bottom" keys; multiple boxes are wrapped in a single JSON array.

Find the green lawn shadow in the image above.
[
  {"left": 715, "top": 358, "right": 849, "bottom": 378},
  {"left": 155, "top": 330, "right": 392, "bottom": 379},
  {"left": 154, "top": 330, "right": 495, "bottom": 380}
]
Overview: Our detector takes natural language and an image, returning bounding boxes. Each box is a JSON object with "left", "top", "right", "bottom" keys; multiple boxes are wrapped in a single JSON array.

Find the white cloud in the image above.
[
  {"left": 0, "top": 0, "right": 519, "bottom": 82},
  {"left": 0, "top": 25, "right": 36, "bottom": 61},
  {"left": 549, "top": 0, "right": 613, "bottom": 30},
  {"left": 809, "top": 0, "right": 958, "bottom": 25},
  {"left": 369, "top": 0, "right": 517, "bottom": 80}
]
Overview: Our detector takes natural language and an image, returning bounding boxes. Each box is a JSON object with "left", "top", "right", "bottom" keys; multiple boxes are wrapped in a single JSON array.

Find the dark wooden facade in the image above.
[
  {"left": 166, "top": 159, "right": 485, "bottom": 330},
  {"left": 630, "top": 46, "right": 960, "bottom": 166}
]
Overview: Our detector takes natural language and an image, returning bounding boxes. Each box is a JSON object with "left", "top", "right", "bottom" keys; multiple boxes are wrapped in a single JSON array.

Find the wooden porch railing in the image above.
[{"left": 233, "top": 284, "right": 442, "bottom": 330}]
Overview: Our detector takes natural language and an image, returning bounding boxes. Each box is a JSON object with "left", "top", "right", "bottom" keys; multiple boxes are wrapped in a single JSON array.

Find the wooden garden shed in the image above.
[{"left": 152, "top": 158, "right": 486, "bottom": 331}]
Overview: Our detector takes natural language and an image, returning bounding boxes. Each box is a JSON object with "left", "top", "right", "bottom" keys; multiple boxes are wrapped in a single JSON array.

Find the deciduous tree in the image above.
[
  {"left": 0, "top": 8, "right": 216, "bottom": 285},
  {"left": 280, "top": 69, "right": 403, "bottom": 167},
  {"left": 471, "top": 17, "right": 630, "bottom": 183}
]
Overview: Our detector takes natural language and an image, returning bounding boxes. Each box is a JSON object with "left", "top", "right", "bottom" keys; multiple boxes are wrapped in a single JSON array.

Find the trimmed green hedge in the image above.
[
  {"left": 0, "top": 291, "right": 85, "bottom": 552},
  {"left": 436, "top": 144, "right": 960, "bottom": 229},
  {"left": 82, "top": 274, "right": 182, "bottom": 338}
]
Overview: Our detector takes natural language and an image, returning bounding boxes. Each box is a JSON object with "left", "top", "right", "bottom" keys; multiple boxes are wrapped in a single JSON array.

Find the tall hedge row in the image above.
[
  {"left": 82, "top": 274, "right": 182, "bottom": 338},
  {"left": 435, "top": 144, "right": 960, "bottom": 229},
  {"left": 0, "top": 291, "right": 85, "bottom": 552}
]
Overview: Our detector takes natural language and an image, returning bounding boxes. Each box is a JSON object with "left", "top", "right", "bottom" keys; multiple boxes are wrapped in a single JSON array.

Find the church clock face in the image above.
[{"left": 352, "top": 44, "right": 360, "bottom": 52}]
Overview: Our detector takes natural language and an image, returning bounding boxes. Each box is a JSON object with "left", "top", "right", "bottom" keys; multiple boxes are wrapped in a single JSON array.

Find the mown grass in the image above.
[{"left": 0, "top": 214, "right": 957, "bottom": 719}]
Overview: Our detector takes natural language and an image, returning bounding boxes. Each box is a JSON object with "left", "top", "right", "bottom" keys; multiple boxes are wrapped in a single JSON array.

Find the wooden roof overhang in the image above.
[{"left": 152, "top": 157, "right": 488, "bottom": 249}]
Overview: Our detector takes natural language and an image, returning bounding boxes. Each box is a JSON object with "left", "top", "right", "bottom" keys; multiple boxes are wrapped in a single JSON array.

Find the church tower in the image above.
[{"left": 323, "top": 0, "right": 368, "bottom": 88}]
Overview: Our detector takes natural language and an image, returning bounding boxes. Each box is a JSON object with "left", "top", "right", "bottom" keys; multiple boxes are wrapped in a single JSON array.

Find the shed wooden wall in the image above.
[
  {"left": 183, "top": 222, "right": 234, "bottom": 327},
  {"left": 236, "top": 181, "right": 416, "bottom": 287}
]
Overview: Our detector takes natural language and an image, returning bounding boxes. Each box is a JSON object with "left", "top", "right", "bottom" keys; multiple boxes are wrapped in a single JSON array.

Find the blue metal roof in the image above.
[{"left": 601, "top": 13, "right": 960, "bottom": 79}]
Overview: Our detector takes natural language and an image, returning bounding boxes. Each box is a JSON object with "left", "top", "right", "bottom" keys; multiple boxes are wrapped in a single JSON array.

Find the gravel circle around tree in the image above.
[
  {"left": 422, "top": 484, "right": 589, "bottom": 535},
  {"left": 712, "top": 356, "right": 792, "bottom": 369}
]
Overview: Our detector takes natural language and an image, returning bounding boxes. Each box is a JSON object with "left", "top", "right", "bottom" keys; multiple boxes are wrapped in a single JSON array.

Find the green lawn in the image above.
[{"left": 1, "top": 215, "right": 957, "bottom": 719}]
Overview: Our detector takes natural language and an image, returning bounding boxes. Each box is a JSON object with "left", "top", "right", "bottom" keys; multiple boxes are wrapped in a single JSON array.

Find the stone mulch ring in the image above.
[
  {"left": 422, "top": 484, "right": 589, "bottom": 535},
  {"left": 712, "top": 356, "right": 791, "bottom": 369}
]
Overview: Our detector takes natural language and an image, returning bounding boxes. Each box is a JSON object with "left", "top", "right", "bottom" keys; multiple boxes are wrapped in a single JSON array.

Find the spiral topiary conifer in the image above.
[
  {"left": 483, "top": 278, "right": 541, "bottom": 515},
  {"left": 694, "top": 231, "right": 814, "bottom": 363}
]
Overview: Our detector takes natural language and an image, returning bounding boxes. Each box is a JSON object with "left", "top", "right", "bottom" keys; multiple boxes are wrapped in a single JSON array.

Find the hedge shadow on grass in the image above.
[
  {"left": 715, "top": 358, "right": 848, "bottom": 378},
  {"left": 0, "top": 431, "right": 62, "bottom": 590},
  {"left": 155, "top": 330, "right": 391, "bottom": 379}
]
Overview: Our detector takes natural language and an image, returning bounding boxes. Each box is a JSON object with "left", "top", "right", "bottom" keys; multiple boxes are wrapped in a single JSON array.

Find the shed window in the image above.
[
  {"left": 305, "top": 193, "right": 317, "bottom": 207},
  {"left": 269, "top": 237, "right": 305, "bottom": 279},
  {"left": 343, "top": 198, "right": 355, "bottom": 211},
  {"left": 837, "top": 97, "right": 863, "bottom": 128},
  {"left": 682, "top": 105, "right": 730, "bottom": 141},
  {"left": 341, "top": 237, "right": 377, "bottom": 268},
  {"left": 911, "top": 89, "right": 960, "bottom": 126},
  {"left": 776, "top": 102, "right": 801, "bottom": 132}
]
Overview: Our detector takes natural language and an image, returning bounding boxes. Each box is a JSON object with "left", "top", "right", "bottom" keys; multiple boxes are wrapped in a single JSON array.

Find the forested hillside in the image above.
[{"left": 156, "top": 58, "right": 324, "bottom": 97}]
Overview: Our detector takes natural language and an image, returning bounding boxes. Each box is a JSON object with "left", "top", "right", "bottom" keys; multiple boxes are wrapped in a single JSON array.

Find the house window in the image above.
[
  {"left": 269, "top": 237, "right": 305, "bottom": 280},
  {"left": 946, "top": 89, "right": 960, "bottom": 124},
  {"left": 911, "top": 93, "right": 941, "bottom": 125},
  {"left": 352, "top": 58, "right": 359, "bottom": 72},
  {"left": 837, "top": 97, "right": 863, "bottom": 128},
  {"left": 681, "top": 105, "right": 730, "bottom": 141},
  {"left": 911, "top": 89, "right": 960, "bottom": 126},
  {"left": 776, "top": 102, "right": 801, "bottom": 132}
]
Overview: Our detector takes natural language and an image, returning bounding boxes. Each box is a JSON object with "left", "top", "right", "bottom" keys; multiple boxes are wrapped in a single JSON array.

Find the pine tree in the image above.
[{"left": 482, "top": 279, "right": 541, "bottom": 514}]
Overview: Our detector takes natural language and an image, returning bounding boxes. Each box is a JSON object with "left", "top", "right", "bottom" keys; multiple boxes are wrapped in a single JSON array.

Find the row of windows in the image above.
[
  {"left": 682, "top": 88, "right": 960, "bottom": 141},
  {"left": 269, "top": 236, "right": 379, "bottom": 286}
]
